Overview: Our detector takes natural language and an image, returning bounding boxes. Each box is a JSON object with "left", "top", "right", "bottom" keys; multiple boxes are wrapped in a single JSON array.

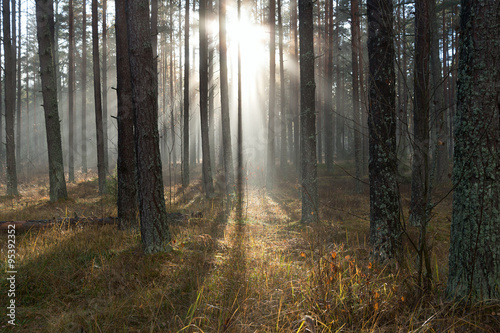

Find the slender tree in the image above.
[
  {"left": 81, "top": 0, "right": 87, "bottom": 173},
  {"left": 199, "top": 0, "right": 214, "bottom": 197},
  {"left": 299, "top": 0, "right": 318, "bottom": 222},
  {"left": 15, "top": 0, "right": 20, "bottom": 171},
  {"left": 290, "top": 0, "right": 299, "bottom": 169},
  {"left": 115, "top": 0, "right": 138, "bottom": 228},
  {"left": 68, "top": 0, "right": 75, "bottom": 181},
  {"left": 446, "top": 0, "right": 499, "bottom": 301},
  {"left": 126, "top": 0, "right": 171, "bottom": 253},
  {"left": 3, "top": 0, "right": 18, "bottom": 195},
  {"left": 278, "top": 0, "right": 286, "bottom": 171},
  {"left": 267, "top": 0, "right": 276, "bottom": 190},
  {"left": 351, "top": 0, "right": 362, "bottom": 193},
  {"left": 367, "top": 0, "right": 401, "bottom": 261},
  {"left": 219, "top": 0, "right": 234, "bottom": 194},
  {"left": 325, "top": 0, "right": 334, "bottom": 172},
  {"left": 92, "top": 0, "right": 106, "bottom": 194},
  {"left": 35, "top": 0, "right": 68, "bottom": 201},
  {"left": 182, "top": 0, "right": 190, "bottom": 187},
  {"left": 102, "top": 0, "right": 108, "bottom": 173}
]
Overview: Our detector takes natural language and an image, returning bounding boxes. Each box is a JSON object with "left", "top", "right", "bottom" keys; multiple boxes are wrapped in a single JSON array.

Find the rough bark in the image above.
[
  {"left": 115, "top": 0, "right": 138, "bottom": 229},
  {"left": 182, "top": 0, "right": 190, "bottom": 188},
  {"left": 199, "top": 0, "right": 214, "bottom": 197},
  {"left": 410, "top": 0, "right": 431, "bottom": 228},
  {"left": 35, "top": 0, "right": 68, "bottom": 201},
  {"left": 267, "top": 0, "right": 276, "bottom": 190},
  {"left": 299, "top": 0, "right": 318, "bottom": 223},
  {"left": 3, "top": 0, "right": 18, "bottom": 195},
  {"left": 367, "top": 0, "right": 401, "bottom": 261},
  {"left": 126, "top": 0, "right": 171, "bottom": 253},
  {"left": 92, "top": 0, "right": 106, "bottom": 194},
  {"left": 68, "top": 0, "right": 75, "bottom": 182},
  {"left": 446, "top": 0, "right": 500, "bottom": 301}
]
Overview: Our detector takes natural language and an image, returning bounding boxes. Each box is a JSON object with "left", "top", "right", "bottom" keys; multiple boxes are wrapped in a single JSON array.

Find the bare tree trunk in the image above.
[
  {"left": 68, "top": 0, "right": 75, "bottom": 181},
  {"left": 199, "top": 0, "right": 214, "bottom": 197},
  {"left": 3, "top": 0, "right": 18, "bottom": 195},
  {"left": 35, "top": 0, "right": 68, "bottom": 201},
  {"left": 351, "top": 0, "right": 362, "bottom": 193},
  {"left": 267, "top": 0, "right": 276, "bottom": 190},
  {"left": 367, "top": 0, "right": 401, "bottom": 261},
  {"left": 278, "top": 0, "right": 286, "bottom": 171},
  {"left": 102, "top": 0, "right": 108, "bottom": 173},
  {"left": 15, "top": 0, "right": 21, "bottom": 173},
  {"left": 126, "top": 0, "right": 171, "bottom": 253},
  {"left": 299, "top": 0, "right": 318, "bottom": 223},
  {"left": 81, "top": 0, "right": 87, "bottom": 174},
  {"left": 182, "top": 0, "right": 190, "bottom": 187},
  {"left": 325, "top": 0, "right": 334, "bottom": 172},
  {"left": 290, "top": 0, "right": 299, "bottom": 170},
  {"left": 92, "top": 0, "right": 106, "bottom": 194},
  {"left": 115, "top": 0, "right": 138, "bottom": 228},
  {"left": 0, "top": 35, "right": 3, "bottom": 175}
]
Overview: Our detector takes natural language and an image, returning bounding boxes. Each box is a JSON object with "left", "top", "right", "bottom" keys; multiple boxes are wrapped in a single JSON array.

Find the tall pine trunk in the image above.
[
  {"left": 278, "top": 0, "right": 286, "bottom": 171},
  {"left": 35, "top": 0, "right": 68, "bottom": 201},
  {"left": 182, "top": 0, "right": 190, "bottom": 187},
  {"left": 367, "top": 0, "right": 401, "bottom": 261},
  {"left": 446, "top": 0, "right": 500, "bottom": 301},
  {"left": 68, "top": 0, "right": 75, "bottom": 181},
  {"left": 81, "top": 0, "right": 87, "bottom": 173},
  {"left": 267, "top": 0, "right": 276, "bottom": 190},
  {"left": 92, "top": 0, "right": 106, "bottom": 194},
  {"left": 126, "top": 0, "right": 171, "bottom": 253},
  {"left": 351, "top": 0, "right": 362, "bottom": 193},
  {"left": 102, "top": 0, "right": 108, "bottom": 173},
  {"left": 299, "top": 0, "right": 318, "bottom": 222}
]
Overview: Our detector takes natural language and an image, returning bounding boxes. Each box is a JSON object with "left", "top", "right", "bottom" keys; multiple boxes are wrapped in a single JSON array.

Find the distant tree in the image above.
[
  {"left": 351, "top": 0, "right": 362, "bottom": 193},
  {"left": 81, "top": 0, "right": 88, "bottom": 173},
  {"left": 290, "top": 0, "right": 299, "bottom": 169},
  {"left": 126, "top": 0, "right": 171, "bottom": 253},
  {"left": 3, "top": 0, "right": 18, "bottom": 195},
  {"left": 367, "top": 0, "right": 401, "bottom": 261},
  {"left": 15, "top": 0, "right": 21, "bottom": 172},
  {"left": 219, "top": 0, "right": 234, "bottom": 194},
  {"left": 115, "top": 0, "right": 137, "bottom": 228},
  {"left": 68, "top": 0, "right": 75, "bottom": 182},
  {"left": 267, "top": 0, "right": 276, "bottom": 190},
  {"left": 35, "top": 0, "right": 68, "bottom": 201},
  {"left": 324, "top": 0, "right": 334, "bottom": 173},
  {"left": 182, "top": 0, "right": 190, "bottom": 188},
  {"left": 446, "top": 0, "right": 499, "bottom": 301},
  {"left": 278, "top": 0, "right": 286, "bottom": 171},
  {"left": 92, "top": 0, "right": 106, "bottom": 194},
  {"left": 299, "top": 0, "right": 318, "bottom": 223},
  {"left": 199, "top": 0, "right": 214, "bottom": 197}
]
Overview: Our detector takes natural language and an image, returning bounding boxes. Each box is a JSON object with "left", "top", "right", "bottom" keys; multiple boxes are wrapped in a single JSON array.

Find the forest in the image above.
[{"left": 0, "top": 0, "right": 499, "bottom": 331}]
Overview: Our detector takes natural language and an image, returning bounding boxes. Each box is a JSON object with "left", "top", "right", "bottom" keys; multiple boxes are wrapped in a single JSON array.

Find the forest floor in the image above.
[{"left": 0, "top": 163, "right": 498, "bottom": 332}]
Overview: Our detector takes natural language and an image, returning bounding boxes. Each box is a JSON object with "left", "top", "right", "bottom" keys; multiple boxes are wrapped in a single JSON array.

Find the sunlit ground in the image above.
[{"left": 1, "top": 164, "right": 496, "bottom": 332}]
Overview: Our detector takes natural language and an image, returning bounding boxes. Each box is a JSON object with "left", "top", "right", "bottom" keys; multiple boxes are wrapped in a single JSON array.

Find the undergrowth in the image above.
[{"left": 0, "top": 166, "right": 498, "bottom": 332}]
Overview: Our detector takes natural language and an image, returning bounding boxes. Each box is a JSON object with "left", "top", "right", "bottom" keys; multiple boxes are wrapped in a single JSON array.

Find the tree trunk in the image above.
[
  {"left": 126, "top": 0, "right": 171, "bottom": 253},
  {"left": 299, "top": 0, "right": 318, "bottom": 223},
  {"left": 0, "top": 36, "right": 3, "bottom": 175},
  {"left": 3, "top": 0, "right": 18, "bottom": 195},
  {"left": 182, "top": 0, "right": 190, "bottom": 188},
  {"left": 102, "top": 0, "right": 108, "bottom": 173},
  {"left": 15, "top": 0, "right": 21, "bottom": 173},
  {"left": 92, "top": 0, "right": 106, "bottom": 194},
  {"left": 367, "top": 0, "right": 401, "bottom": 261},
  {"left": 351, "top": 0, "right": 362, "bottom": 193},
  {"left": 35, "top": 0, "right": 68, "bottom": 201},
  {"left": 115, "top": 0, "right": 138, "bottom": 229},
  {"left": 68, "top": 0, "right": 75, "bottom": 182},
  {"left": 446, "top": 0, "right": 500, "bottom": 301},
  {"left": 219, "top": 0, "right": 234, "bottom": 194},
  {"left": 290, "top": 0, "right": 299, "bottom": 170},
  {"left": 267, "top": 0, "right": 276, "bottom": 190},
  {"left": 410, "top": 0, "right": 431, "bottom": 228},
  {"left": 199, "top": 0, "right": 214, "bottom": 197},
  {"left": 278, "top": 0, "right": 286, "bottom": 171},
  {"left": 81, "top": 0, "right": 87, "bottom": 174},
  {"left": 325, "top": 0, "right": 334, "bottom": 173}
]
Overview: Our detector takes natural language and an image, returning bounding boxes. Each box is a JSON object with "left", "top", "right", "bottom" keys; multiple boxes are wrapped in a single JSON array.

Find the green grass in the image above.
[{"left": 0, "top": 168, "right": 498, "bottom": 332}]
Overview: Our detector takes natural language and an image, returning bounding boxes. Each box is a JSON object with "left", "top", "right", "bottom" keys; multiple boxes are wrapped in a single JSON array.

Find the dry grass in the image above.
[{"left": 0, "top": 165, "right": 498, "bottom": 332}]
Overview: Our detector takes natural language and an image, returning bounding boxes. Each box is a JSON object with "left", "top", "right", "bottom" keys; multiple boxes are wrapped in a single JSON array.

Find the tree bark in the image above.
[
  {"left": 367, "top": 0, "right": 401, "bottom": 261},
  {"left": 115, "top": 0, "right": 138, "bottom": 229},
  {"left": 446, "top": 0, "right": 500, "bottom": 301},
  {"left": 126, "top": 0, "right": 171, "bottom": 253},
  {"left": 199, "top": 0, "right": 214, "bottom": 197},
  {"left": 35, "top": 0, "right": 68, "bottom": 202},
  {"left": 68, "top": 0, "right": 75, "bottom": 182},
  {"left": 3, "top": 0, "right": 18, "bottom": 195},
  {"left": 182, "top": 0, "right": 190, "bottom": 188},
  {"left": 92, "top": 0, "right": 106, "bottom": 194},
  {"left": 81, "top": 0, "right": 87, "bottom": 174},
  {"left": 299, "top": 0, "right": 318, "bottom": 223}
]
